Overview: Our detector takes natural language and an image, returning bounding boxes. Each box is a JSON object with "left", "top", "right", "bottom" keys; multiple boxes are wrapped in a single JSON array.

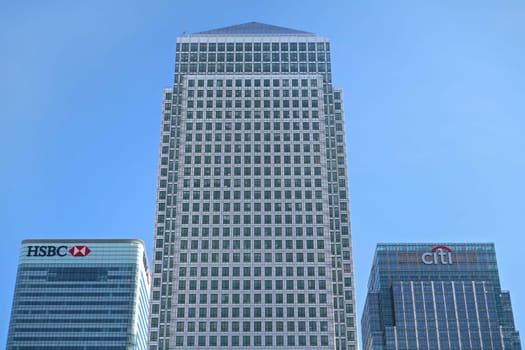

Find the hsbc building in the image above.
[{"left": 7, "top": 239, "right": 150, "bottom": 350}]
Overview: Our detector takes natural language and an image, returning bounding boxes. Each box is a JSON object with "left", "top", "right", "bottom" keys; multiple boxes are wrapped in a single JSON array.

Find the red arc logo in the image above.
[
  {"left": 431, "top": 245, "right": 451, "bottom": 252},
  {"left": 69, "top": 245, "right": 91, "bottom": 257}
]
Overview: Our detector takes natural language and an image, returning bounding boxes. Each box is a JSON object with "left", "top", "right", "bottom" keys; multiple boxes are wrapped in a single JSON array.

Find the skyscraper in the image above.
[
  {"left": 7, "top": 239, "right": 151, "bottom": 350},
  {"left": 361, "top": 243, "right": 522, "bottom": 350},
  {"left": 150, "top": 22, "right": 357, "bottom": 349}
]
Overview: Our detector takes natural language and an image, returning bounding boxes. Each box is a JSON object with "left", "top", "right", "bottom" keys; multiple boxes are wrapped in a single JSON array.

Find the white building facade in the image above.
[{"left": 150, "top": 22, "right": 357, "bottom": 350}]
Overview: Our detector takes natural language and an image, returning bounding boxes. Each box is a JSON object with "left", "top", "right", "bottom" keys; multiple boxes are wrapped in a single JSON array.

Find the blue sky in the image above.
[{"left": 2, "top": 0, "right": 524, "bottom": 346}]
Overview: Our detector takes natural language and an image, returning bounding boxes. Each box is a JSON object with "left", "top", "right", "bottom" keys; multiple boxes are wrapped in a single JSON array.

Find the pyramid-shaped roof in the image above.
[{"left": 194, "top": 22, "right": 313, "bottom": 36}]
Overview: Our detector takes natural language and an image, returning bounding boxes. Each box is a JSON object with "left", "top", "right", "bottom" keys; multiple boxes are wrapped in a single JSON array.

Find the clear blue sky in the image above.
[{"left": 2, "top": 0, "right": 524, "bottom": 346}]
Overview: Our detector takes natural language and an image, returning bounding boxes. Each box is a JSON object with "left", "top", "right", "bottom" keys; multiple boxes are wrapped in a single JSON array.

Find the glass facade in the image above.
[
  {"left": 7, "top": 239, "right": 150, "bottom": 350},
  {"left": 149, "top": 22, "right": 357, "bottom": 349},
  {"left": 361, "top": 243, "right": 522, "bottom": 350}
]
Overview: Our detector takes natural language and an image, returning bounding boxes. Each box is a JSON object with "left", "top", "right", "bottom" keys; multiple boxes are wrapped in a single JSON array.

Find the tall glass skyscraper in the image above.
[
  {"left": 7, "top": 239, "right": 150, "bottom": 350},
  {"left": 149, "top": 22, "right": 357, "bottom": 349},
  {"left": 361, "top": 243, "right": 522, "bottom": 350}
]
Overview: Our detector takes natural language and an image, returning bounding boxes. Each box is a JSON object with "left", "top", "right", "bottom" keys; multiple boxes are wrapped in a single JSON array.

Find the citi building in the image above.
[
  {"left": 150, "top": 22, "right": 357, "bottom": 349},
  {"left": 7, "top": 239, "right": 150, "bottom": 350},
  {"left": 361, "top": 243, "right": 522, "bottom": 350}
]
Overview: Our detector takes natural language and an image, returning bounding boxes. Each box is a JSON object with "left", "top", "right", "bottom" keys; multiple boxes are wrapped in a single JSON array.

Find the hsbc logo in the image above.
[
  {"left": 26, "top": 245, "right": 91, "bottom": 257},
  {"left": 69, "top": 245, "right": 91, "bottom": 256},
  {"left": 422, "top": 245, "right": 453, "bottom": 265}
]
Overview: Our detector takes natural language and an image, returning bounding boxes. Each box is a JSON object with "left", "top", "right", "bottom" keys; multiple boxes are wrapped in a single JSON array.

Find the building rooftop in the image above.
[
  {"left": 22, "top": 238, "right": 145, "bottom": 245},
  {"left": 193, "top": 21, "right": 313, "bottom": 36}
]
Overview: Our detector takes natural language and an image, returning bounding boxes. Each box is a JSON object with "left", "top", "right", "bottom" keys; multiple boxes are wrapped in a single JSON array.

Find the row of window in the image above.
[
  {"left": 162, "top": 178, "right": 347, "bottom": 197},
  {"left": 179, "top": 51, "right": 327, "bottom": 63},
  {"left": 175, "top": 294, "right": 329, "bottom": 307},
  {"left": 395, "top": 296, "right": 497, "bottom": 309},
  {"left": 187, "top": 91, "right": 317, "bottom": 102},
  {"left": 161, "top": 246, "right": 352, "bottom": 262},
  {"left": 397, "top": 320, "right": 498, "bottom": 329},
  {"left": 391, "top": 335, "right": 500, "bottom": 350},
  {"left": 180, "top": 166, "right": 324, "bottom": 177},
  {"left": 16, "top": 291, "right": 133, "bottom": 298},
  {"left": 178, "top": 214, "right": 325, "bottom": 225},
  {"left": 174, "top": 306, "right": 329, "bottom": 318},
  {"left": 14, "top": 309, "right": 130, "bottom": 315},
  {"left": 178, "top": 201, "right": 324, "bottom": 212},
  {"left": 15, "top": 282, "right": 134, "bottom": 290},
  {"left": 19, "top": 266, "right": 136, "bottom": 272},
  {"left": 185, "top": 90, "right": 318, "bottom": 101},
  {"left": 186, "top": 98, "right": 319, "bottom": 108},
  {"left": 161, "top": 212, "right": 348, "bottom": 227},
  {"left": 176, "top": 189, "right": 325, "bottom": 201},
  {"left": 158, "top": 232, "right": 350, "bottom": 250},
  {"left": 178, "top": 62, "right": 329, "bottom": 74},
  {"left": 184, "top": 153, "right": 322, "bottom": 162},
  {"left": 184, "top": 109, "right": 320, "bottom": 119},
  {"left": 11, "top": 336, "right": 128, "bottom": 343},
  {"left": 177, "top": 251, "right": 327, "bottom": 264},
  {"left": 183, "top": 155, "right": 323, "bottom": 166},
  {"left": 156, "top": 249, "right": 354, "bottom": 268},
  {"left": 153, "top": 292, "right": 330, "bottom": 305},
  {"left": 186, "top": 78, "right": 318, "bottom": 88},
  {"left": 172, "top": 319, "right": 329, "bottom": 332},
  {"left": 177, "top": 226, "right": 327, "bottom": 237},
  {"left": 184, "top": 121, "right": 320, "bottom": 131},
  {"left": 17, "top": 300, "right": 132, "bottom": 306},
  {"left": 177, "top": 279, "right": 328, "bottom": 291},
  {"left": 181, "top": 132, "right": 325, "bottom": 143},
  {"left": 153, "top": 333, "right": 330, "bottom": 347},
  {"left": 13, "top": 327, "right": 127, "bottom": 333},
  {"left": 180, "top": 178, "right": 324, "bottom": 190},
  {"left": 395, "top": 307, "right": 498, "bottom": 320},
  {"left": 178, "top": 41, "right": 328, "bottom": 53},
  {"left": 178, "top": 239, "right": 326, "bottom": 250},
  {"left": 17, "top": 274, "right": 134, "bottom": 282},
  {"left": 13, "top": 318, "right": 130, "bottom": 324},
  {"left": 178, "top": 265, "right": 326, "bottom": 277}
]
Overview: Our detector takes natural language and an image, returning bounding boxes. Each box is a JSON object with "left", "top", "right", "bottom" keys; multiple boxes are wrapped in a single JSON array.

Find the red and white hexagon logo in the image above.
[{"left": 69, "top": 245, "right": 91, "bottom": 257}]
